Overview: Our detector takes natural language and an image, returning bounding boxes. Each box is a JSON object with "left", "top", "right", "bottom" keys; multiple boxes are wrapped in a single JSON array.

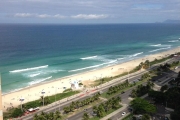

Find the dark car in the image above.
[{"left": 121, "top": 91, "right": 125, "bottom": 94}]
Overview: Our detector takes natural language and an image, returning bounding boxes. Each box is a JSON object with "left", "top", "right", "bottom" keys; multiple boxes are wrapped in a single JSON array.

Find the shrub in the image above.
[{"left": 11, "top": 108, "right": 23, "bottom": 118}]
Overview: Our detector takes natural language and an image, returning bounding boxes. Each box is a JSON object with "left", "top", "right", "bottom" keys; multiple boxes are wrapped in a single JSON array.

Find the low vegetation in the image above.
[
  {"left": 63, "top": 92, "right": 100, "bottom": 114},
  {"left": 106, "top": 80, "right": 129, "bottom": 95},
  {"left": 33, "top": 111, "right": 62, "bottom": 120},
  {"left": 92, "top": 97, "right": 122, "bottom": 118},
  {"left": 3, "top": 90, "right": 80, "bottom": 119}
]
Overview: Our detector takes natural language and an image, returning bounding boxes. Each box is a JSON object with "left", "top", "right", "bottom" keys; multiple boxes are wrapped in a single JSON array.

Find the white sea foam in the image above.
[
  {"left": 81, "top": 56, "right": 97, "bottom": 60},
  {"left": 69, "top": 60, "right": 117, "bottom": 72},
  {"left": 29, "top": 73, "right": 41, "bottom": 77},
  {"left": 117, "top": 58, "right": 125, "bottom": 60},
  {"left": 29, "top": 76, "right": 52, "bottom": 85},
  {"left": 132, "top": 52, "right": 143, "bottom": 57},
  {"left": 150, "top": 44, "right": 161, "bottom": 47},
  {"left": 168, "top": 40, "right": 179, "bottom": 42},
  {"left": 149, "top": 47, "right": 171, "bottom": 52},
  {"left": 42, "top": 69, "right": 65, "bottom": 74},
  {"left": 9, "top": 65, "right": 48, "bottom": 73}
]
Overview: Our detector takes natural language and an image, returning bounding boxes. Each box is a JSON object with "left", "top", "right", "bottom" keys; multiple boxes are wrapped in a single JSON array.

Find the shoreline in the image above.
[{"left": 2, "top": 47, "right": 180, "bottom": 111}]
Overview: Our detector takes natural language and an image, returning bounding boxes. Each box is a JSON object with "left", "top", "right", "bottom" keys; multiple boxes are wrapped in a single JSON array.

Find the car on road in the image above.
[
  {"left": 138, "top": 115, "right": 142, "bottom": 118},
  {"left": 91, "top": 112, "right": 97, "bottom": 116},
  {"left": 84, "top": 109, "right": 88, "bottom": 111},
  {"left": 175, "top": 66, "right": 178, "bottom": 70},
  {"left": 121, "top": 91, "right": 125, "bottom": 94},
  {"left": 122, "top": 112, "right": 126, "bottom": 116}
]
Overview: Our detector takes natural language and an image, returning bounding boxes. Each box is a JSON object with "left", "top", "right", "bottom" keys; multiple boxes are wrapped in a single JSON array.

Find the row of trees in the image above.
[
  {"left": 140, "top": 73, "right": 151, "bottom": 80},
  {"left": 156, "top": 63, "right": 171, "bottom": 72},
  {"left": 131, "top": 81, "right": 154, "bottom": 98},
  {"left": 107, "top": 80, "right": 129, "bottom": 95},
  {"left": 92, "top": 96, "right": 121, "bottom": 118},
  {"left": 63, "top": 92, "right": 100, "bottom": 113},
  {"left": 33, "top": 111, "right": 62, "bottom": 120}
]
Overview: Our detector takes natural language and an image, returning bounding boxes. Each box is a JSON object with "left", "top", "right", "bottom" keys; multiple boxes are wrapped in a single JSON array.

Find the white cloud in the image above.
[
  {"left": 14, "top": 13, "right": 34, "bottom": 17},
  {"left": 37, "top": 14, "right": 51, "bottom": 18},
  {"left": 71, "top": 14, "right": 108, "bottom": 19},
  {"left": 14, "top": 13, "right": 66, "bottom": 19},
  {"left": 54, "top": 14, "right": 66, "bottom": 19},
  {"left": 14, "top": 13, "right": 107, "bottom": 20}
]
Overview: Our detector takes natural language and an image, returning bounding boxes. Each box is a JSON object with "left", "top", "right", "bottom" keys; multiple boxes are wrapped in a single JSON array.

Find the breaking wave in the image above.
[
  {"left": 132, "top": 52, "right": 143, "bottom": 57},
  {"left": 150, "top": 44, "right": 162, "bottom": 47},
  {"left": 168, "top": 40, "right": 179, "bottom": 42},
  {"left": 81, "top": 56, "right": 97, "bottom": 60},
  {"left": 149, "top": 47, "right": 171, "bottom": 52},
  {"left": 28, "top": 76, "right": 52, "bottom": 85},
  {"left": 9, "top": 65, "right": 48, "bottom": 73},
  {"left": 29, "top": 73, "right": 41, "bottom": 77},
  {"left": 69, "top": 60, "right": 117, "bottom": 72}
]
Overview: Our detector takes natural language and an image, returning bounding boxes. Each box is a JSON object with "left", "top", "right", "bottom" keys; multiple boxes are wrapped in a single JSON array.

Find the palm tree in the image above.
[
  {"left": 131, "top": 89, "right": 137, "bottom": 98},
  {"left": 54, "top": 111, "right": 62, "bottom": 119},
  {"left": 82, "top": 112, "right": 90, "bottom": 120},
  {"left": 33, "top": 114, "right": 39, "bottom": 120},
  {"left": 76, "top": 101, "right": 80, "bottom": 109},
  {"left": 105, "top": 101, "right": 112, "bottom": 112},
  {"left": 41, "top": 111, "right": 46, "bottom": 116},
  {"left": 97, "top": 104, "right": 105, "bottom": 117},
  {"left": 39, "top": 96, "right": 50, "bottom": 106},
  {"left": 70, "top": 104, "right": 74, "bottom": 111},
  {"left": 93, "top": 106, "right": 98, "bottom": 113},
  {"left": 147, "top": 81, "right": 154, "bottom": 89},
  {"left": 63, "top": 106, "right": 70, "bottom": 113},
  {"left": 48, "top": 112, "right": 54, "bottom": 120}
]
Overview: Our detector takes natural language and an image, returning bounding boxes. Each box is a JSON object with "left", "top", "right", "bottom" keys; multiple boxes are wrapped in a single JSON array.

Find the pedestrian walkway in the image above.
[{"left": 100, "top": 104, "right": 128, "bottom": 120}]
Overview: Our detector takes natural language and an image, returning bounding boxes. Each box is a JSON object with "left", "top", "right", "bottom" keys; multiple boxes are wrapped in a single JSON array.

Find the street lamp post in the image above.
[
  {"left": 41, "top": 90, "right": 45, "bottom": 107},
  {"left": 19, "top": 97, "right": 24, "bottom": 112}
]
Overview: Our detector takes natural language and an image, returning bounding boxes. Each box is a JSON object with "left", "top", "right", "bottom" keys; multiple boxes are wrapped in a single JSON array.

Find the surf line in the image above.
[{"left": 9, "top": 65, "right": 48, "bottom": 73}]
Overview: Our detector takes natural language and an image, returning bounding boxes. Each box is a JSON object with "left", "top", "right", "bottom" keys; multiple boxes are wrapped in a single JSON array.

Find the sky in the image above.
[{"left": 0, "top": 0, "right": 180, "bottom": 24}]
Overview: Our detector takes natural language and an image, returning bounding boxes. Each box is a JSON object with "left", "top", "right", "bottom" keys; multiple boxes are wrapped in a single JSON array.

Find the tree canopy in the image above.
[{"left": 130, "top": 97, "right": 156, "bottom": 114}]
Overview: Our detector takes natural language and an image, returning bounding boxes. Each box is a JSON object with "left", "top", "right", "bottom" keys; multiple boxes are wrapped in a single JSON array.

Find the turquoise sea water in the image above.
[{"left": 0, "top": 23, "right": 180, "bottom": 93}]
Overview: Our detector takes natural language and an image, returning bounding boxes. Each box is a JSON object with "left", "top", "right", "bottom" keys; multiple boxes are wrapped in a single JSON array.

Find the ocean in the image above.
[{"left": 0, "top": 23, "right": 180, "bottom": 93}]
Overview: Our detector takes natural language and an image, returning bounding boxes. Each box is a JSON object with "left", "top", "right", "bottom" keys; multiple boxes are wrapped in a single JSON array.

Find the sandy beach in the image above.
[{"left": 2, "top": 47, "right": 180, "bottom": 111}]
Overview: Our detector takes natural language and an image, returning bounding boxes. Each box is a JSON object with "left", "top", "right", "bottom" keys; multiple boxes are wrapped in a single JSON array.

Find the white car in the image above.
[{"left": 122, "top": 112, "right": 126, "bottom": 116}]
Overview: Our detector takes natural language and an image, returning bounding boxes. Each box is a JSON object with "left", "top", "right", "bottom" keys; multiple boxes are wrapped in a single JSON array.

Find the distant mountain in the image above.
[{"left": 163, "top": 19, "right": 180, "bottom": 23}]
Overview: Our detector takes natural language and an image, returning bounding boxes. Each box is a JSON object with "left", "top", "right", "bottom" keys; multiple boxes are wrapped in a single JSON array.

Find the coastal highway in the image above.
[
  {"left": 20, "top": 56, "right": 180, "bottom": 120},
  {"left": 21, "top": 70, "right": 144, "bottom": 120},
  {"left": 67, "top": 83, "right": 139, "bottom": 120}
]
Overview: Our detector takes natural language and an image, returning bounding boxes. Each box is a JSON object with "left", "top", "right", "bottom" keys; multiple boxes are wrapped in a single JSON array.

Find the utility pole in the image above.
[{"left": 0, "top": 74, "right": 3, "bottom": 120}]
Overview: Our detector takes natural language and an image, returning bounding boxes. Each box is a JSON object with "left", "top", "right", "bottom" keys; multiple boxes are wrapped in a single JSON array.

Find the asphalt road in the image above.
[
  {"left": 20, "top": 56, "right": 180, "bottom": 120},
  {"left": 22, "top": 70, "right": 146, "bottom": 120},
  {"left": 67, "top": 75, "right": 144, "bottom": 120}
]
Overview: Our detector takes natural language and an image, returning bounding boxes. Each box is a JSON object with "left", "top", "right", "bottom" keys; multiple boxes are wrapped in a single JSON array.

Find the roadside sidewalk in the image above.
[{"left": 100, "top": 104, "right": 128, "bottom": 120}]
